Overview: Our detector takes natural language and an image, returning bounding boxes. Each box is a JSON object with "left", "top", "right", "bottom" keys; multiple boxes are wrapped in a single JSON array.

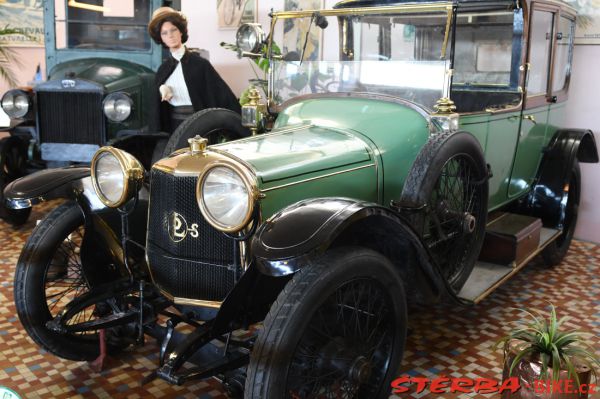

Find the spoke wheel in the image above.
[
  {"left": 14, "top": 201, "right": 128, "bottom": 360},
  {"left": 246, "top": 247, "right": 407, "bottom": 399},
  {"left": 400, "top": 131, "right": 488, "bottom": 292},
  {"left": 155, "top": 108, "right": 250, "bottom": 162}
]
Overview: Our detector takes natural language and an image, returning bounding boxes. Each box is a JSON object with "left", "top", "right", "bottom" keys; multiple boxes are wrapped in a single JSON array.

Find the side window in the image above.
[
  {"left": 453, "top": 12, "right": 516, "bottom": 86},
  {"left": 552, "top": 16, "right": 574, "bottom": 92},
  {"left": 450, "top": 11, "right": 522, "bottom": 113},
  {"left": 527, "top": 10, "right": 554, "bottom": 96}
]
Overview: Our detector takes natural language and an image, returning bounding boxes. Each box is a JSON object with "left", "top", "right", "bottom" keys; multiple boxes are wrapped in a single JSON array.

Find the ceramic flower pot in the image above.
[{"left": 501, "top": 340, "right": 592, "bottom": 399}]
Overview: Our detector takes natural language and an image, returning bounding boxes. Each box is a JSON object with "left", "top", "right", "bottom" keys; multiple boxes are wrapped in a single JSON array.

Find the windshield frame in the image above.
[{"left": 267, "top": 3, "right": 455, "bottom": 110}]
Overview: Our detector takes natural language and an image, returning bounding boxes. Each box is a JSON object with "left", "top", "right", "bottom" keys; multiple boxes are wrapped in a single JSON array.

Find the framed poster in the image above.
[
  {"left": 0, "top": 0, "right": 44, "bottom": 47},
  {"left": 283, "top": 0, "right": 323, "bottom": 61},
  {"left": 217, "top": 0, "right": 257, "bottom": 30}
]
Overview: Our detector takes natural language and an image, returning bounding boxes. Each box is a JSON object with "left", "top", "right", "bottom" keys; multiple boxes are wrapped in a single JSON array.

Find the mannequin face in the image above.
[{"left": 160, "top": 21, "right": 183, "bottom": 51}]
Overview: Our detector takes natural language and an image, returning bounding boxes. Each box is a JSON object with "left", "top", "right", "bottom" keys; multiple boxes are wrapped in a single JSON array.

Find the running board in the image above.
[{"left": 458, "top": 227, "right": 561, "bottom": 304}]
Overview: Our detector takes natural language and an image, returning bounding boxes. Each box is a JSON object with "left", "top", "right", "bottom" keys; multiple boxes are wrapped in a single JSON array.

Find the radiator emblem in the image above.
[
  {"left": 168, "top": 212, "right": 199, "bottom": 242},
  {"left": 61, "top": 79, "right": 76, "bottom": 88}
]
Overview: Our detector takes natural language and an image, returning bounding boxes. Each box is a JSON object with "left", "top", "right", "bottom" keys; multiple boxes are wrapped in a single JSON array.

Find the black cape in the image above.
[{"left": 155, "top": 50, "right": 241, "bottom": 132}]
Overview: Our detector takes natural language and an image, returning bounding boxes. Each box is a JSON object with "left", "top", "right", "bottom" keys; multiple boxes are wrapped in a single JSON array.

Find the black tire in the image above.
[
  {"left": 246, "top": 247, "right": 407, "bottom": 399},
  {"left": 541, "top": 162, "right": 581, "bottom": 266},
  {"left": 0, "top": 136, "right": 31, "bottom": 226},
  {"left": 160, "top": 108, "right": 249, "bottom": 158},
  {"left": 400, "top": 131, "right": 488, "bottom": 292},
  {"left": 14, "top": 201, "right": 117, "bottom": 360}
]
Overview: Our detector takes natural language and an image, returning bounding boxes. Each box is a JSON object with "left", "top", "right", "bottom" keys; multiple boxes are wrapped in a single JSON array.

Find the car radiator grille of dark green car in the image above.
[
  {"left": 37, "top": 90, "right": 105, "bottom": 145},
  {"left": 146, "top": 167, "right": 236, "bottom": 302}
]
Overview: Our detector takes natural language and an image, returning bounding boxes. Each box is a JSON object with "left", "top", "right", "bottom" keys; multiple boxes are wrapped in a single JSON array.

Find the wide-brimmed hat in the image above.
[{"left": 148, "top": 7, "right": 187, "bottom": 44}]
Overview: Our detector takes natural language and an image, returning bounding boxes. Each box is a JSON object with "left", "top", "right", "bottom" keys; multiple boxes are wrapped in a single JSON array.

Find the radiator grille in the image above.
[
  {"left": 37, "top": 91, "right": 105, "bottom": 145},
  {"left": 147, "top": 167, "right": 236, "bottom": 301}
]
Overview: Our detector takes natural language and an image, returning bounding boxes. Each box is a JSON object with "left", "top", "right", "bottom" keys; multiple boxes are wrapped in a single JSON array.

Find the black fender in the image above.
[
  {"left": 527, "top": 129, "right": 598, "bottom": 228},
  {"left": 251, "top": 197, "right": 446, "bottom": 304},
  {"left": 4, "top": 166, "right": 91, "bottom": 209}
]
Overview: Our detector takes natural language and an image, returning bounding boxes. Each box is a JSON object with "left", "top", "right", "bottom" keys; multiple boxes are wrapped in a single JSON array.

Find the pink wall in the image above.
[{"left": 565, "top": 45, "right": 600, "bottom": 243}]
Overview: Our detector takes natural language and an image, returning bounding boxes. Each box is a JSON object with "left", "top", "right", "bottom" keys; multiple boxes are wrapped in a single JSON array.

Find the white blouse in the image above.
[{"left": 163, "top": 46, "right": 193, "bottom": 106}]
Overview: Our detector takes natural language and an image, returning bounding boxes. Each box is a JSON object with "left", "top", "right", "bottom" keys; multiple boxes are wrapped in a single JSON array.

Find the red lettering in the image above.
[
  {"left": 390, "top": 376, "right": 411, "bottom": 394},
  {"left": 450, "top": 377, "right": 474, "bottom": 393},
  {"left": 564, "top": 379, "right": 574, "bottom": 393},
  {"left": 552, "top": 379, "right": 564, "bottom": 393},
  {"left": 412, "top": 377, "right": 429, "bottom": 393},
  {"left": 588, "top": 383, "right": 597, "bottom": 394},
  {"left": 430, "top": 377, "right": 450, "bottom": 393},
  {"left": 499, "top": 377, "right": 521, "bottom": 394},
  {"left": 474, "top": 378, "right": 498, "bottom": 394}
]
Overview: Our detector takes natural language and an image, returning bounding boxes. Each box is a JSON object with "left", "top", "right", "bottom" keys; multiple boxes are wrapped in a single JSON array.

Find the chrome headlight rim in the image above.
[
  {"left": 236, "top": 23, "right": 265, "bottom": 54},
  {"left": 1, "top": 89, "right": 31, "bottom": 119},
  {"left": 196, "top": 161, "right": 257, "bottom": 233},
  {"left": 102, "top": 92, "right": 133, "bottom": 122},
  {"left": 91, "top": 146, "right": 144, "bottom": 208}
]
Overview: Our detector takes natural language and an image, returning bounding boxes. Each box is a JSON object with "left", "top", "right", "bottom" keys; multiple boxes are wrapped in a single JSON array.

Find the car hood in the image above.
[
  {"left": 213, "top": 124, "right": 374, "bottom": 186},
  {"left": 47, "top": 58, "right": 153, "bottom": 90}
]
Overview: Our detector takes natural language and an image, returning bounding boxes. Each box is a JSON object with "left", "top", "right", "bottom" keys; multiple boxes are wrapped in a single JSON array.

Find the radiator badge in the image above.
[
  {"left": 168, "top": 212, "right": 199, "bottom": 242},
  {"left": 61, "top": 79, "right": 76, "bottom": 88}
]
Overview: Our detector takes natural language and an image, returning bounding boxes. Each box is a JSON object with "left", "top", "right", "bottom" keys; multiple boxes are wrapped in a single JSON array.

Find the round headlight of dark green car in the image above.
[
  {"left": 103, "top": 92, "right": 132, "bottom": 122},
  {"left": 236, "top": 23, "right": 265, "bottom": 54},
  {"left": 91, "top": 147, "right": 144, "bottom": 208},
  {"left": 1, "top": 89, "right": 31, "bottom": 118}
]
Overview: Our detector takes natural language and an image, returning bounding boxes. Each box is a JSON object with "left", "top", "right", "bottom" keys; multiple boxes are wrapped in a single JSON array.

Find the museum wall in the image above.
[
  {"left": 565, "top": 46, "right": 600, "bottom": 243},
  {"left": 1, "top": 1, "right": 599, "bottom": 243}
]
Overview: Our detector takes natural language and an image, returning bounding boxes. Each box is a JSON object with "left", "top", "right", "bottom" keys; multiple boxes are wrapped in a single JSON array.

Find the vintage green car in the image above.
[
  {"left": 6, "top": 0, "right": 598, "bottom": 397},
  {"left": 0, "top": 0, "right": 179, "bottom": 225}
]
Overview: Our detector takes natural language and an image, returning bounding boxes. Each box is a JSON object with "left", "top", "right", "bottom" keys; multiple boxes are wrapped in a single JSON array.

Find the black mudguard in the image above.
[
  {"left": 528, "top": 129, "right": 598, "bottom": 227},
  {"left": 4, "top": 166, "right": 90, "bottom": 209},
  {"left": 251, "top": 197, "right": 446, "bottom": 304}
]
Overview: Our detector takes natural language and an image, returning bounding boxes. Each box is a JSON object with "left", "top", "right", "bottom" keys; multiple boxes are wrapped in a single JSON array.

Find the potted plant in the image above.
[{"left": 497, "top": 304, "right": 600, "bottom": 399}]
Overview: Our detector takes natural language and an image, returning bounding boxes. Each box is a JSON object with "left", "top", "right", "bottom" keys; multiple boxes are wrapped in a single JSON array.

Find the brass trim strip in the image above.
[
  {"left": 261, "top": 163, "right": 376, "bottom": 193},
  {"left": 174, "top": 297, "right": 223, "bottom": 309},
  {"left": 441, "top": 8, "right": 452, "bottom": 59},
  {"left": 471, "top": 228, "right": 562, "bottom": 304},
  {"left": 272, "top": 3, "right": 453, "bottom": 19},
  {"left": 159, "top": 288, "right": 223, "bottom": 309}
]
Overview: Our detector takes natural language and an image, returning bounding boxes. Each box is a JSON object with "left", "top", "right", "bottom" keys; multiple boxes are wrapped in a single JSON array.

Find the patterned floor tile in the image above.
[{"left": 0, "top": 201, "right": 598, "bottom": 398}]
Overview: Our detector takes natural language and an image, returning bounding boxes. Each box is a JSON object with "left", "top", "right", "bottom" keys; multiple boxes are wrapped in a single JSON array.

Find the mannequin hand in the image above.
[{"left": 159, "top": 84, "right": 173, "bottom": 101}]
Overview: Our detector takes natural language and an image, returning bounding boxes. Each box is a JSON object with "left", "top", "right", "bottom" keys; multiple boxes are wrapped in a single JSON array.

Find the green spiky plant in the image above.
[
  {"left": 497, "top": 304, "right": 600, "bottom": 387},
  {"left": 0, "top": 26, "right": 23, "bottom": 87}
]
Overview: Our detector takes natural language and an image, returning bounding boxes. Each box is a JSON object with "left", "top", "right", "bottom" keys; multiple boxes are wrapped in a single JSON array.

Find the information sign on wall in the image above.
[{"left": 0, "top": 0, "right": 44, "bottom": 47}]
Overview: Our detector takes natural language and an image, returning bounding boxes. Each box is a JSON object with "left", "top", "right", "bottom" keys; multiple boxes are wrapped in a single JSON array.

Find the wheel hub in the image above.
[{"left": 349, "top": 355, "right": 372, "bottom": 384}]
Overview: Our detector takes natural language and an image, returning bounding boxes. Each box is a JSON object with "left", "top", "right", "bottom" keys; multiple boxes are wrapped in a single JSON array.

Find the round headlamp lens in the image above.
[
  {"left": 236, "top": 23, "right": 264, "bottom": 53},
  {"left": 103, "top": 92, "right": 132, "bottom": 122},
  {"left": 202, "top": 166, "right": 250, "bottom": 229},
  {"left": 1, "top": 90, "right": 30, "bottom": 118},
  {"left": 94, "top": 151, "right": 125, "bottom": 205}
]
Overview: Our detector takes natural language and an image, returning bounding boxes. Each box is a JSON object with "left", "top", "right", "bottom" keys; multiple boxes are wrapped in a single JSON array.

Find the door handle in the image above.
[{"left": 523, "top": 114, "right": 536, "bottom": 124}]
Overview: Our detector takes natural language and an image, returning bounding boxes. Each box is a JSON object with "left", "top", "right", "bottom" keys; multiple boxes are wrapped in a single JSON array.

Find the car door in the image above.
[{"left": 508, "top": 3, "right": 574, "bottom": 198}]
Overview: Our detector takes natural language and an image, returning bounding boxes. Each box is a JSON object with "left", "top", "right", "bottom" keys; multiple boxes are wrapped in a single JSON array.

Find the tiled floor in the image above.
[{"left": 0, "top": 201, "right": 598, "bottom": 398}]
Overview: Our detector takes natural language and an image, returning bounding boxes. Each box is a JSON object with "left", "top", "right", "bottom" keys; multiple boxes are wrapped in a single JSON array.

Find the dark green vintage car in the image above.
[
  {"left": 5, "top": 0, "right": 598, "bottom": 397},
  {"left": 0, "top": 0, "right": 179, "bottom": 225}
]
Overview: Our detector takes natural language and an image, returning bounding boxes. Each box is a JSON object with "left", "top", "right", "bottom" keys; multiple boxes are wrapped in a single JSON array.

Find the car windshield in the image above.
[
  {"left": 54, "top": 0, "right": 151, "bottom": 51},
  {"left": 269, "top": 5, "right": 453, "bottom": 110}
]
